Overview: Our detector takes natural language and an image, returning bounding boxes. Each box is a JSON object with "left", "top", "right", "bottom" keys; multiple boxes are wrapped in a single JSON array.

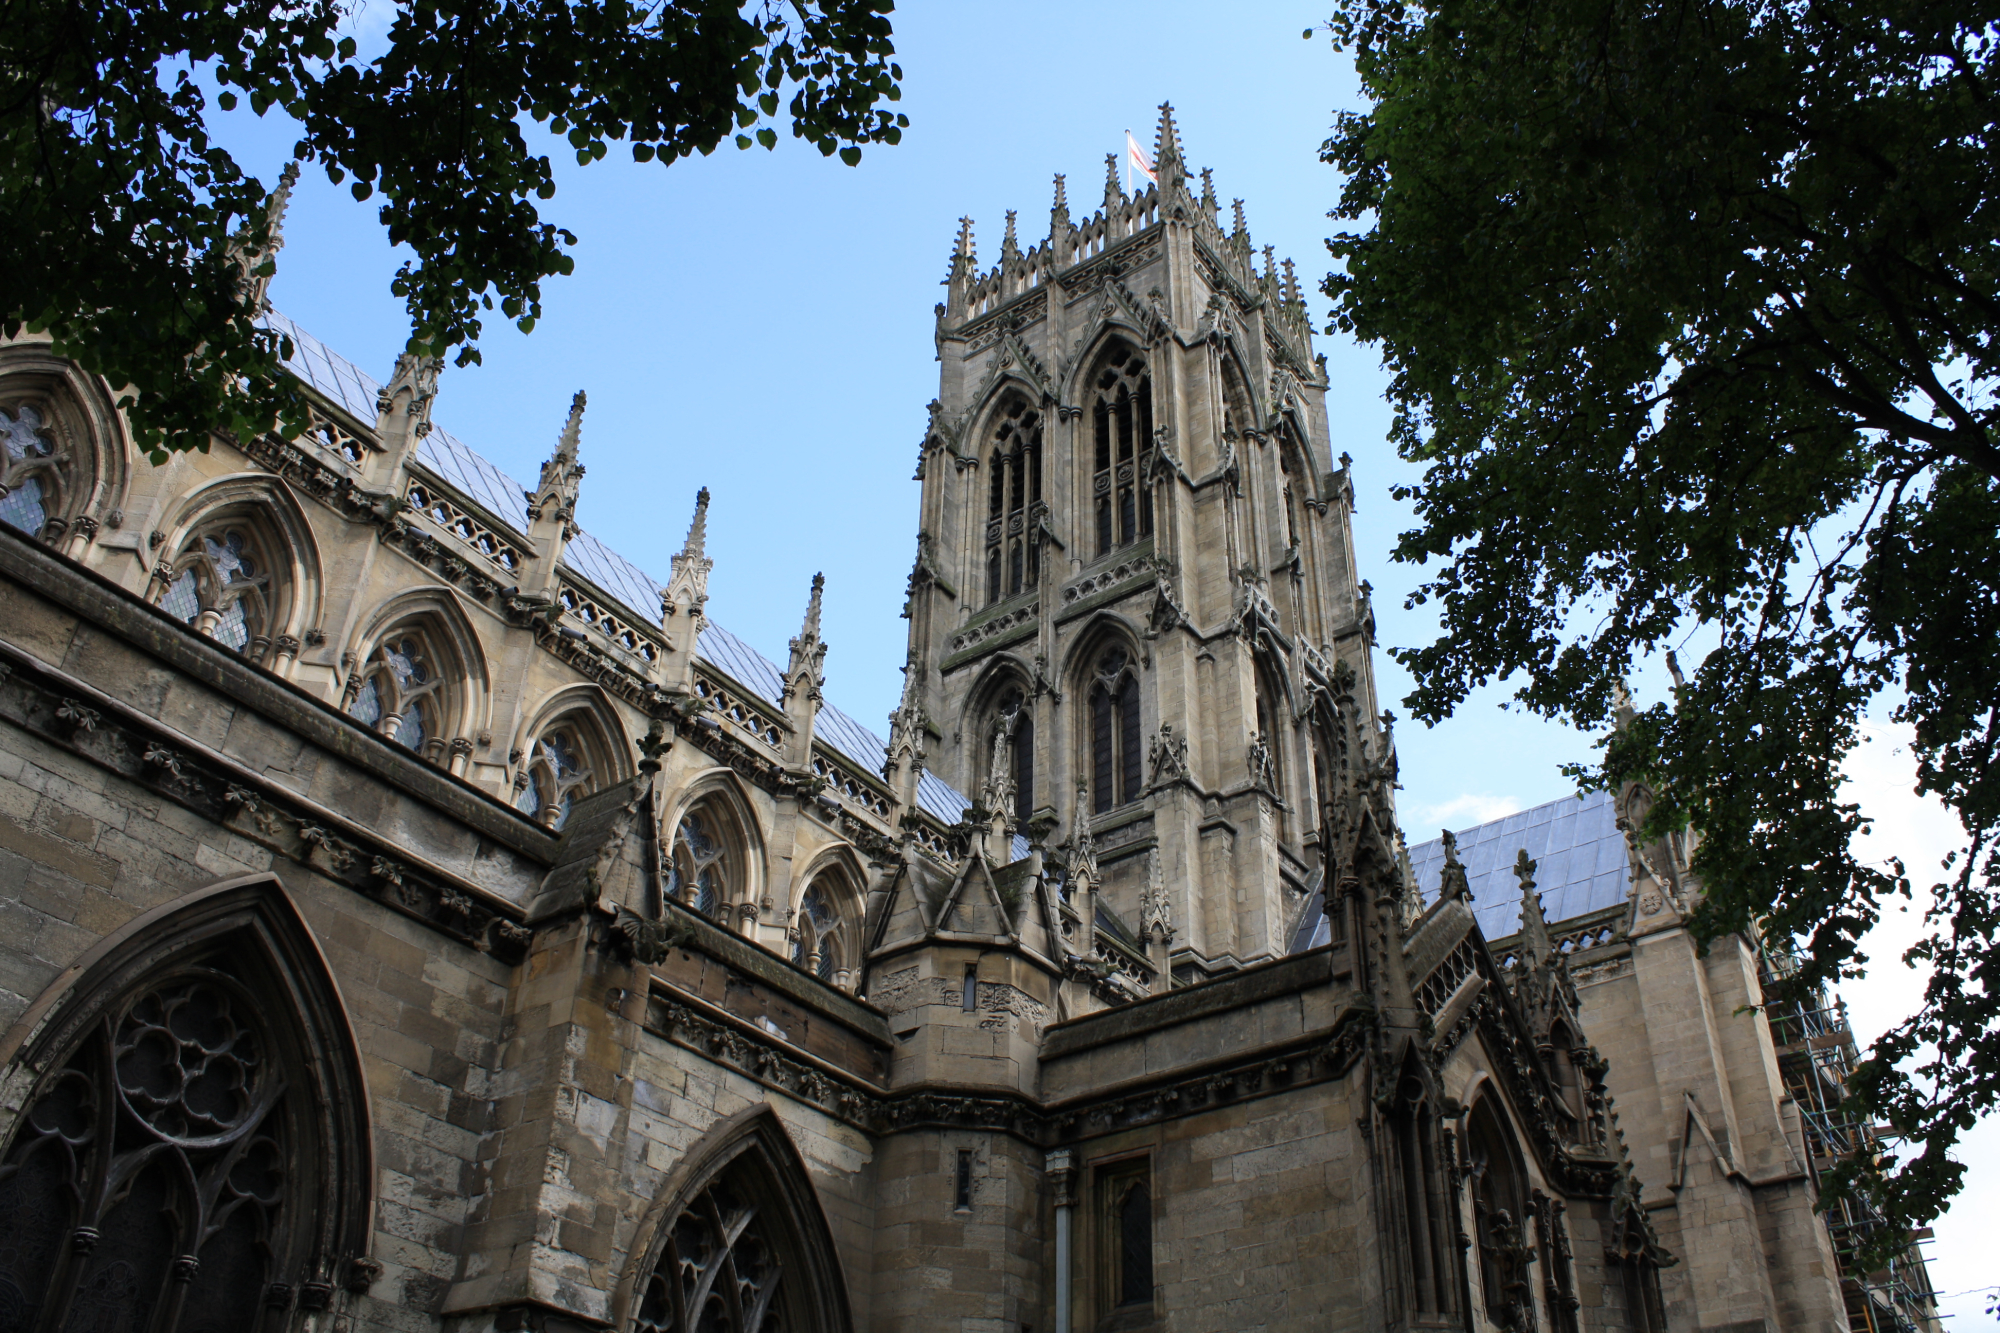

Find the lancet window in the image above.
[
  {"left": 1390, "top": 1078, "right": 1455, "bottom": 1319},
  {"left": 513, "top": 719, "right": 596, "bottom": 832},
  {"left": 1091, "top": 344, "right": 1153, "bottom": 558},
  {"left": 157, "top": 525, "right": 274, "bottom": 658},
  {"left": 991, "top": 685, "right": 1035, "bottom": 827},
  {"left": 1094, "top": 1157, "right": 1154, "bottom": 1323},
  {"left": 0, "top": 912, "right": 362, "bottom": 1333},
  {"left": 1088, "top": 649, "right": 1142, "bottom": 814},
  {"left": 346, "top": 632, "right": 443, "bottom": 759},
  {"left": 984, "top": 399, "right": 1043, "bottom": 604}
]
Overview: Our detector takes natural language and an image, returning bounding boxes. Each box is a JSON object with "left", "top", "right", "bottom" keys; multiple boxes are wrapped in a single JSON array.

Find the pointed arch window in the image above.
[
  {"left": 345, "top": 632, "right": 442, "bottom": 759},
  {"left": 514, "top": 720, "right": 599, "bottom": 832},
  {"left": 0, "top": 403, "right": 64, "bottom": 538},
  {"left": 789, "top": 872, "right": 855, "bottom": 991},
  {"left": 984, "top": 400, "right": 1042, "bottom": 604},
  {"left": 1091, "top": 345, "right": 1153, "bottom": 558},
  {"left": 1093, "top": 1156, "right": 1154, "bottom": 1323},
  {"left": 1088, "top": 649, "right": 1142, "bottom": 814},
  {"left": 1468, "top": 1097, "right": 1537, "bottom": 1332},
  {"left": 666, "top": 806, "right": 740, "bottom": 921},
  {"left": 156, "top": 525, "right": 276, "bottom": 659},
  {"left": 625, "top": 1108, "right": 853, "bottom": 1333},
  {"left": 1390, "top": 1076, "right": 1456, "bottom": 1319},
  {"left": 0, "top": 886, "right": 370, "bottom": 1333}
]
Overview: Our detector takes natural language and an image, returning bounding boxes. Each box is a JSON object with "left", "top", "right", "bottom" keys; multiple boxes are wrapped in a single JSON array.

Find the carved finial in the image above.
[
  {"left": 797, "top": 571, "right": 825, "bottom": 644},
  {"left": 1052, "top": 172, "right": 1068, "bottom": 214},
  {"left": 1232, "top": 198, "right": 1248, "bottom": 242},
  {"left": 1262, "top": 244, "right": 1279, "bottom": 287},
  {"left": 681, "top": 487, "right": 710, "bottom": 558},
  {"left": 556, "top": 390, "right": 585, "bottom": 461},
  {"left": 1440, "top": 829, "right": 1472, "bottom": 903},
  {"left": 1199, "top": 167, "right": 1217, "bottom": 216},
  {"left": 784, "top": 572, "right": 828, "bottom": 717},
  {"left": 1281, "top": 257, "right": 1301, "bottom": 305},
  {"left": 528, "top": 389, "right": 587, "bottom": 534},
  {"left": 1152, "top": 102, "right": 1185, "bottom": 191},
  {"left": 1002, "top": 209, "right": 1019, "bottom": 259},
  {"left": 235, "top": 162, "right": 301, "bottom": 310},
  {"left": 1515, "top": 848, "right": 1551, "bottom": 964},
  {"left": 953, "top": 216, "right": 976, "bottom": 269},
  {"left": 1103, "top": 152, "right": 1124, "bottom": 207}
]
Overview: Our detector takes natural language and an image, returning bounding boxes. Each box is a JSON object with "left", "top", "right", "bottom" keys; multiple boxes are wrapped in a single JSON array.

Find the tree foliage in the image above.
[
  {"left": 1319, "top": 0, "right": 1998, "bottom": 1255},
  {"left": 1, "top": 0, "right": 905, "bottom": 460}
]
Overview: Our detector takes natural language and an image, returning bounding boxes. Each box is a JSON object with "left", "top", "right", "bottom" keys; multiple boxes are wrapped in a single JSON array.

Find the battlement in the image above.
[{"left": 938, "top": 104, "right": 1317, "bottom": 357}]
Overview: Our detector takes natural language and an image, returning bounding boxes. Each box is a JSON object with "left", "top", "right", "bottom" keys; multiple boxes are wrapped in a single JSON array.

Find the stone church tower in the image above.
[{"left": 898, "top": 105, "right": 1381, "bottom": 987}]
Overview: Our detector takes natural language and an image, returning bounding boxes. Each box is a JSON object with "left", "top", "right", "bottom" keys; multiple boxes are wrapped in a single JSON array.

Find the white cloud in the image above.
[{"left": 1407, "top": 792, "right": 1523, "bottom": 834}]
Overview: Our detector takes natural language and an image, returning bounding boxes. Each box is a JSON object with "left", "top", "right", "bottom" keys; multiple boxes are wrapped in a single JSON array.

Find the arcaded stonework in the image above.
[{"left": 0, "top": 109, "right": 1914, "bottom": 1333}]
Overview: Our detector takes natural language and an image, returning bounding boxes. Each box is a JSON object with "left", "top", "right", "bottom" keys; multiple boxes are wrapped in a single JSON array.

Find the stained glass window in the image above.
[
  {"left": 670, "top": 812, "right": 728, "bottom": 917},
  {"left": 791, "top": 881, "right": 841, "bottom": 982},
  {"left": 347, "top": 635, "right": 438, "bottom": 755},
  {"left": 349, "top": 677, "right": 383, "bottom": 728},
  {"left": 632, "top": 1163, "right": 785, "bottom": 1332},
  {"left": 159, "top": 568, "right": 202, "bottom": 625},
  {"left": 0, "top": 405, "right": 55, "bottom": 535},
  {"left": 514, "top": 726, "right": 592, "bottom": 831}
]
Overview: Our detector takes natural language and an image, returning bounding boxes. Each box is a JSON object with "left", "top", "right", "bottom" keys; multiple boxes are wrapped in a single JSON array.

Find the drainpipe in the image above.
[{"left": 1049, "top": 1147, "right": 1076, "bottom": 1333}]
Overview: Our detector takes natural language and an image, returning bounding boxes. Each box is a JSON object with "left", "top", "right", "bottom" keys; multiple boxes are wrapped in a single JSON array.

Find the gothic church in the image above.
[{"left": 0, "top": 109, "right": 1920, "bottom": 1333}]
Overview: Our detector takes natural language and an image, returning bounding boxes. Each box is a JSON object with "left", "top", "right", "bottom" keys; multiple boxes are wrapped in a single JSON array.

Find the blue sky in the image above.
[{"left": 218, "top": 0, "right": 1991, "bottom": 1305}]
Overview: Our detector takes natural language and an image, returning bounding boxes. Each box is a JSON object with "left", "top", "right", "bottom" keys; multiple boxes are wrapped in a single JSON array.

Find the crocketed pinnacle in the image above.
[
  {"left": 1515, "top": 848, "right": 1552, "bottom": 966},
  {"left": 1102, "top": 152, "right": 1123, "bottom": 206},
  {"left": 680, "top": 487, "right": 710, "bottom": 559},
  {"left": 1152, "top": 102, "right": 1186, "bottom": 190}
]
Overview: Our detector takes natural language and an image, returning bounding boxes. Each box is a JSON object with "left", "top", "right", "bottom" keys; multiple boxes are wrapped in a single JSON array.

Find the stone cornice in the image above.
[
  {"left": 0, "top": 523, "right": 557, "bottom": 858},
  {"left": 0, "top": 639, "right": 533, "bottom": 963}
]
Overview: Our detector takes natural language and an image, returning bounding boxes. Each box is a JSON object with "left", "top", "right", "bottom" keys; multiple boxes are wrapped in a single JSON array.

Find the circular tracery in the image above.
[{"left": 113, "top": 979, "right": 261, "bottom": 1143}]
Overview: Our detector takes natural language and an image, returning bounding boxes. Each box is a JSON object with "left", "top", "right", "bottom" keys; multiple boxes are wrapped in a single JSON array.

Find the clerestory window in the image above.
[
  {"left": 984, "top": 399, "right": 1043, "bottom": 604},
  {"left": 666, "top": 808, "right": 734, "bottom": 920},
  {"left": 157, "top": 525, "right": 274, "bottom": 658},
  {"left": 1088, "top": 649, "right": 1142, "bottom": 814},
  {"left": 0, "top": 403, "right": 64, "bottom": 538},
  {"left": 513, "top": 722, "right": 595, "bottom": 832},
  {"left": 1090, "top": 345, "right": 1154, "bottom": 558},
  {"left": 346, "top": 632, "right": 441, "bottom": 758}
]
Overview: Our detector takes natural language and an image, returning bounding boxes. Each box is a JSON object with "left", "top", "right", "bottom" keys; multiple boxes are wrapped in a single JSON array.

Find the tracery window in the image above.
[
  {"left": 788, "top": 875, "right": 851, "bottom": 988},
  {"left": 0, "top": 403, "right": 65, "bottom": 538},
  {"left": 991, "top": 685, "right": 1034, "bottom": 827},
  {"left": 627, "top": 1109, "right": 851, "bottom": 1333},
  {"left": 666, "top": 809, "right": 732, "bottom": 919},
  {"left": 0, "top": 904, "right": 366, "bottom": 1333},
  {"left": 346, "top": 632, "right": 441, "bottom": 758},
  {"left": 514, "top": 723, "right": 594, "bottom": 832},
  {"left": 1090, "top": 345, "right": 1153, "bottom": 558},
  {"left": 1088, "top": 649, "right": 1142, "bottom": 814},
  {"left": 984, "top": 399, "right": 1043, "bottom": 604},
  {"left": 157, "top": 525, "right": 274, "bottom": 657}
]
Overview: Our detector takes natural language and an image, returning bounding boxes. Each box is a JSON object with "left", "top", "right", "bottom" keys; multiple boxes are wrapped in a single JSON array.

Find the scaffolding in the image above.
[{"left": 1761, "top": 947, "right": 1943, "bottom": 1333}]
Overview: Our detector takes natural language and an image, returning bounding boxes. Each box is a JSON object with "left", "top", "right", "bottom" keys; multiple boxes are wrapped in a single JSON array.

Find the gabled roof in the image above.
[
  {"left": 265, "top": 311, "right": 972, "bottom": 828},
  {"left": 1288, "top": 788, "right": 1631, "bottom": 953}
]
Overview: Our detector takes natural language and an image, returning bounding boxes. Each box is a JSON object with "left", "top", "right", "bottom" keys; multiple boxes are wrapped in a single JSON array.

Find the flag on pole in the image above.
[{"left": 1125, "top": 130, "right": 1156, "bottom": 191}]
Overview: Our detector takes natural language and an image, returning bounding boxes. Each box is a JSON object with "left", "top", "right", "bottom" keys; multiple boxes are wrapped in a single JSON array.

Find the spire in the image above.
[
  {"left": 234, "top": 162, "right": 299, "bottom": 311},
  {"left": 1049, "top": 173, "right": 1074, "bottom": 269},
  {"left": 659, "top": 488, "right": 714, "bottom": 692},
  {"left": 368, "top": 346, "right": 441, "bottom": 483},
  {"left": 883, "top": 655, "right": 928, "bottom": 813},
  {"left": 516, "top": 389, "right": 587, "bottom": 596},
  {"left": 530, "top": 390, "right": 586, "bottom": 534},
  {"left": 1151, "top": 102, "right": 1186, "bottom": 193},
  {"left": 945, "top": 216, "right": 977, "bottom": 321},
  {"left": 1515, "top": 848, "right": 1552, "bottom": 967},
  {"left": 782, "top": 572, "right": 827, "bottom": 768}
]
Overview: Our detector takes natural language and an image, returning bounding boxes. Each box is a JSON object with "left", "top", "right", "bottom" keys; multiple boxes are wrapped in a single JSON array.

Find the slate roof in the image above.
[
  {"left": 266, "top": 311, "right": 972, "bottom": 829},
  {"left": 1289, "top": 789, "right": 1631, "bottom": 953}
]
